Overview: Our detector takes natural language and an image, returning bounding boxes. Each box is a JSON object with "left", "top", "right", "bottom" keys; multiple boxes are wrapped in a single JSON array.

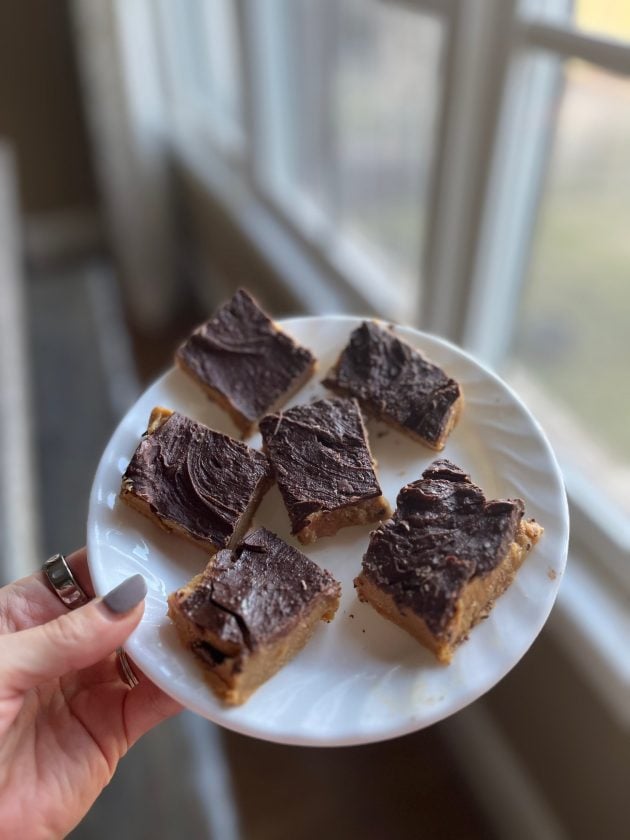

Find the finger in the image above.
[
  {"left": 123, "top": 675, "right": 182, "bottom": 747},
  {"left": 0, "top": 575, "right": 147, "bottom": 696},
  {"left": 0, "top": 548, "right": 95, "bottom": 633}
]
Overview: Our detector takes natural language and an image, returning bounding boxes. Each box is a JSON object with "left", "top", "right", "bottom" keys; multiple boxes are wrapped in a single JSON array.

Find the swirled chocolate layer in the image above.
[
  {"left": 259, "top": 397, "right": 383, "bottom": 534},
  {"left": 122, "top": 411, "right": 272, "bottom": 550},
  {"left": 323, "top": 321, "right": 461, "bottom": 446},
  {"left": 177, "top": 528, "right": 341, "bottom": 650},
  {"left": 176, "top": 289, "right": 315, "bottom": 426},
  {"left": 361, "top": 460, "right": 524, "bottom": 636}
]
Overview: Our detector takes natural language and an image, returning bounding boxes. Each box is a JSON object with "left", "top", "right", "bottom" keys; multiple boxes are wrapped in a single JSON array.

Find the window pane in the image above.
[
  {"left": 509, "top": 60, "right": 630, "bottom": 513},
  {"left": 574, "top": 0, "right": 630, "bottom": 42},
  {"left": 333, "top": 2, "right": 443, "bottom": 295},
  {"left": 201, "top": 0, "right": 243, "bottom": 131},
  {"left": 254, "top": 0, "right": 444, "bottom": 305},
  {"left": 526, "top": 0, "right": 630, "bottom": 41},
  {"left": 174, "top": 0, "right": 244, "bottom": 138}
]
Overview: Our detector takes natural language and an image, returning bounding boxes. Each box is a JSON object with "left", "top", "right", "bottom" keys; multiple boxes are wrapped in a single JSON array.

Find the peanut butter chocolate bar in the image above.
[
  {"left": 355, "top": 460, "right": 543, "bottom": 663},
  {"left": 323, "top": 321, "right": 462, "bottom": 451},
  {"left": 168, "top": 527, "right": 341, "bottom": 705},
  {"left": 259, "top": 397, "right": 391, "bottom": 544},
  {"left": 176, "top": 289, "right": 316, "bottom": 435},
  {"left": 120, "top": 407, "right": 272, "bottom": 554}
]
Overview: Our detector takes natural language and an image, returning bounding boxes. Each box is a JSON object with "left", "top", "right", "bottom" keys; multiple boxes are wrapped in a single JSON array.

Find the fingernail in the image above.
[{"left": 102, "top": 574, "right": 147, "bottom": 614}]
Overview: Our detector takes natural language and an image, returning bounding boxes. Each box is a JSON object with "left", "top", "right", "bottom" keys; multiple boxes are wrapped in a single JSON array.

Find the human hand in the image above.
[{"left": 0, "top": 549, "right": 181, "bottom": 840}]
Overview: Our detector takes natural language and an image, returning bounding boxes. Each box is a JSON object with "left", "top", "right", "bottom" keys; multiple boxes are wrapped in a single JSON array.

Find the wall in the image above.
[{"left": 0, "top": 0, "right": 96, "bottom": 214}]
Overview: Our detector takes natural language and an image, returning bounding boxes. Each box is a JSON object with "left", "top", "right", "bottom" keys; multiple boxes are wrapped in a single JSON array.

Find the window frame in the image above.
[
  {"left": 460, "top": 12, "right": 630, "bottom": 594},
  {"left": 158, "top": 0, "right": 452, "bottom": 322}
]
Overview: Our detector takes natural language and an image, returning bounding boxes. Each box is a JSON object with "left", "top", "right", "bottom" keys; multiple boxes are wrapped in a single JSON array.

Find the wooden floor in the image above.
[
  {"left": 223, "top": 726, "right": 490, "bottom": 840},
  {"left": 27, "top": 264, "right": 492, "bottom": 840}
]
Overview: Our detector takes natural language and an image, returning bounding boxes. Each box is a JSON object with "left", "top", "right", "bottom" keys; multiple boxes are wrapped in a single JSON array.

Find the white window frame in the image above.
[
  {"left": 156, "top": 0, "right": 456, "bottom": 322},
  {"left": 461, "top": 12, "right": 630, "bottom": 597}
]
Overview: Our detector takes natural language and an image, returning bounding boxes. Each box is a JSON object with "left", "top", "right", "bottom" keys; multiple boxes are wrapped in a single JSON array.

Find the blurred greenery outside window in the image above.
[{"left": 156, "top": 0, "right": 630, "bottom": 584}]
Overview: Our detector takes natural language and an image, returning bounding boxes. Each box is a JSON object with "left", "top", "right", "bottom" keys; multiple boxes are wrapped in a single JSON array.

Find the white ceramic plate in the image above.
[{"left": 88, "top": 316, "right": 569, "bottom": 747}]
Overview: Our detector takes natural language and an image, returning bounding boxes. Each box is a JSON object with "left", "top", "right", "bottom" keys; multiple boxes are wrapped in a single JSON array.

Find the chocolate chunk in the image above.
[{"left": 324, "top": 321, "right": 461, "bottom": 449}]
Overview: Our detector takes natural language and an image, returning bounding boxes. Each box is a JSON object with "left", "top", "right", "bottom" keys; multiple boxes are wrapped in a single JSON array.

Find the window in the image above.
[
  {"left": 155, "top": 0, "right": 630, "bottom": 602},
  {"left": 162, "top": 0, "right": 244, "bottom": 152},
  {"left": 509, "top": 60, "right": 630, "bottom": 525},
  {"left": 252, "top": 0, "right": 443, "bottom": 310},
  {"left": 575, "top": 1, "right": 630, "bottom": 41},
  {"left": 160, "top": 0, "right": 445, "bottom": 318}
]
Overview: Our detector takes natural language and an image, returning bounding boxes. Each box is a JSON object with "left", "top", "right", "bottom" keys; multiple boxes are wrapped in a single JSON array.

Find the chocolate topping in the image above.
[
  {"left": 259, "top": 397, "right": 383, "bottom": 534},
  {"left": 178, "top": 528, "right": 340, "bottom": 650},
  {"left": 323, "top": 321, "right": 461, "bottom": 445},
  {"left": 176, "top": 289, "right": 315, "bottom": 425},
  {"left": 361, "top": 459, "right": 524, "bottom": 636},
  {"left": 122, "top": 411, "right": 271, "bottom": 549}
]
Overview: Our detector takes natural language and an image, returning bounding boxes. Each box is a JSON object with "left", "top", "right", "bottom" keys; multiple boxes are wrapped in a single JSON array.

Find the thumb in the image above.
[{"left": 1, "top": 574, "right": 147, "bottom": 695}]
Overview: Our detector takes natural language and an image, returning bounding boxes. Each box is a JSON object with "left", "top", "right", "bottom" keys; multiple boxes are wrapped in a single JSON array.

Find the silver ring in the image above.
[
  {"left": 116, "top": 648, "right": 140, "bottom": 688},
  {"left": 42, "top": 553, "right": 90, "bottom": 610},
  {"left": 43, "top": 555, "right": 139, "bottom": 688}
]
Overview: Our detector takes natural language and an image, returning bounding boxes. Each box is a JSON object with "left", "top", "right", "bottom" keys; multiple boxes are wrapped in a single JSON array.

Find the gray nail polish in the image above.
[{"left": 102, "top": 574, "right": 147, "bottom": 614}]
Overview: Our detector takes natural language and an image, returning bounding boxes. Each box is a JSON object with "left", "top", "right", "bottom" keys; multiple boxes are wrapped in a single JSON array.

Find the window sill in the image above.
[
  {"left": 504, "top": 364, "right": 630, "bottom": 592},
  {"left": 550, "top": 551, "right": 630, "bottom": 729},
  {"left": 168, "top": 116, "right": 412, "bottom": 321},
  {"left": 497, "top": 364, "right": 630, "bottom": 726}
]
